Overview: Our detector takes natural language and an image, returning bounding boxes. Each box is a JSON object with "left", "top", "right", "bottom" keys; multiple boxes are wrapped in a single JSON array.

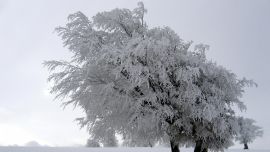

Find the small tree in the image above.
[
  {"left": 122, "top": 126, "right": 157, "bottom": 147},
  {"left": 45, "top": 2, "right": 255, "bottom": 152},
  {"left": 103, "top": 128, "right": 118, "bottom": 147},
  {"left": 86, "top": 138, "right": 100, "bottom": 147},
  {"left": 236, "top": 117, "right": 263, "bottom": 150}
]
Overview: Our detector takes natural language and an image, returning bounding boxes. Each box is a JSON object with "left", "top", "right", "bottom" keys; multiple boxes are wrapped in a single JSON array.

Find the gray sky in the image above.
[{"left": 0, "top": 0, "right": 269, "bottom": 149}]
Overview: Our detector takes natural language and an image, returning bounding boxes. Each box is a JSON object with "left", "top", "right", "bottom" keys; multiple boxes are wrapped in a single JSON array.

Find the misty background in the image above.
[{"left": 0, "top": 0, "right": 269, "bottom": 149}]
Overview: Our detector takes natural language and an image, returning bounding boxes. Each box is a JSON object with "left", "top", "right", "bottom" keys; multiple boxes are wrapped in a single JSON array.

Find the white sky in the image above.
[{"left": 0, "top": 0, "right": 269, "bottom": 149}]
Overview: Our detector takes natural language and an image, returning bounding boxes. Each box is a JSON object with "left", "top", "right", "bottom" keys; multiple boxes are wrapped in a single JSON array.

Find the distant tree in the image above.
[
  {"left": 122, "top": 126, "right": 157, "bottom": 147},
  {"left": 45, "top": 2, "right": 255, "bottom": 152},
  {"left": 103, "top": 128, "right": 118, "bottom": 147},
  {"left": 236, "top": 117, "right": 263, "bottom": 150},
  {"left": 86, "top": 138, "right": 100, "bottom": 147},
  {"left": 25, "top": 141, "right": 41, "bottom": 147}
]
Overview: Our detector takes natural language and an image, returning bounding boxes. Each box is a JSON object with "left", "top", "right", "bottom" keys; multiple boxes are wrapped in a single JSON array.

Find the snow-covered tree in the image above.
[
  {"left": 122, "top": 125, "right": 158, "bottom": 147},
  {"left": 236, "top": 117, "right": 263, "bottom": 150},
  {"left": 86, "top": 138, "right": 100, "bottom": 147},
  {"left": 187, "top": 52, "right": 256, "bottom": 152},
  {"left": 102, "top": 128, "right": 118, "bottom": 147},
  {"left": 45, "top": 2, "right": 255, "bottom": 152}
]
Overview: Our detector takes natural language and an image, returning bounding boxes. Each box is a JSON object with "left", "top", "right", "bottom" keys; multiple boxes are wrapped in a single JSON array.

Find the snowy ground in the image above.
[{"left": 0, "top": 147, "right": 268, "bottom": 152}]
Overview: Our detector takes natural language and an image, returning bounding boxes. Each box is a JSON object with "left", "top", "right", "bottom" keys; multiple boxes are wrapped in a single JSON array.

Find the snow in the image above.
[{"left": 0, "top": 147, "right": 267, "bottom": 152}]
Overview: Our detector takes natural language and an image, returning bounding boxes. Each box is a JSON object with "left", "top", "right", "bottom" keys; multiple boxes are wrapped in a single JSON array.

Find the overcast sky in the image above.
[{"left": 0, "top": 0, "right": 269, "bottom": 149}]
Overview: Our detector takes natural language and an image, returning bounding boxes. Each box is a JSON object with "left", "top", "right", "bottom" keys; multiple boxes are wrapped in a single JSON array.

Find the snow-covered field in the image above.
[{"left": 0, "top": 147, "right": 268, "bottom": 152}]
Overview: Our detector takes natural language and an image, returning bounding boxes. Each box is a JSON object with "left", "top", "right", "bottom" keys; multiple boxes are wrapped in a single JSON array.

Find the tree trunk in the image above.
[
  {"left": 170, "top": 140, "right": 180, "bottom": 152},
  {"left": 244, "top": 143, "right": 249, "bottom": 150},
  {"left": 149, "top": 141, "right": 152, "bottom": 147},
  {"left": 194, "top": 140, "right": 208, "bottom": 152}
]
